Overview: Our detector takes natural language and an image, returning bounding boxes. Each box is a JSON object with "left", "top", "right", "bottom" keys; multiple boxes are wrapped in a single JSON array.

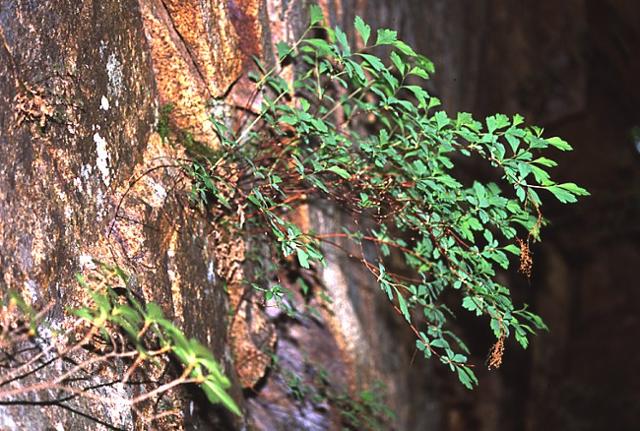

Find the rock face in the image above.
[
  {"left": 0, "top": 0, "right": 155, "bottom": 309},
  {"left": 1, "top": 0, "right": 638, "bottom": 430},
  {"left": 0, "top": 1, "right": 156, "bottom": 428},
  {"left": 0, "top": 0, "right": 240, "bottom": 428},
  {"left": 0, "top": 1, "right": 365, "bottom": 429}
]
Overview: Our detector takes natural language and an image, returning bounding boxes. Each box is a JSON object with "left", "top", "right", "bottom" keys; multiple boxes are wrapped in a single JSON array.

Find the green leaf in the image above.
[
  {"left": 457, "top": 366, "right": 478, "bottom": 389},
  {"left": 557, "top": 182, "right": 590, "bottom": 197},
  {"left": 354, "top": 15, "right": 371, "bottom": 45},
  {"left": 461, "top": 297, "right": 476, "bottom": 311},
  {"left": 146, "top": 303, "right": 164, "bottom": 321},
  {"left": 303, "top": 38, "right": 333, "bottom": 56},
  {"left": 326, "top": 166, "right": 351, "bottom": 179},
  {"left": 309, "top": 4, "right": 324, "bottom": 25},
  {"left": 530, "top": 165, "right": 551, "bottom": 185},
  {"left": 412, "top": 159, "right": 427, "bottom": 176},
  {"left": 276, "top": 41, "right": 291, "bottom": 61},
  {"left": 434, "top": 111, "right": 449, "bottom": 130},
  {"left": 375, "top": 28, "right": 397, "bottom": 46},
  {"left": 297, "top": 248, "right": 310, "bottom": 269},
  {"left": 345, "top": 59, "right": 367, "bottom": 83},
  {"left": 280, "top": 115, "right": 298, "bottom": 126},
  {"left": 405, "top": 85, "right": 427, "bottom": 107},
  {"left": 358, "top": 53, "right": 385, "bottom": 73},
  {"left": 452, "top": 353, "right": 467, "bottom": 363},
  {"left": 393, "top": 40, "right": 417, "bottom": 57},
  {"left": 202, "top": 380, "right": 242, "bottom": 416},
  {"left": 504, "top": 244, "right": 520, "bottom": 256},
  {"left": 492, "top": 250, "right": 509, "bottom": 269},
  {"left": 515, "top": 328, "right": 529, "bottom": 349},
  {"left": 90, "top": 291, "right": 111, "bottom": 313},
  {"left": 532, "top": 157, "right": 558, "bottom": 168},
  {"left": 431, "top": 338, "right": 448, "bottom": 349},
  {"left": 427, "top": 96, "right": 441, "bottom": 110},
  {"left": 512, "top": 113, "right": 524, "bottom": 127},
  {"left": 546, "top": 136, "right": 573, "bottom": 151},
  {"left": 72, "top": 307, "right": 95, "bottom": 322},
  {"left": 409, "top": 66, "right": 429, "bottom": 79},
  {"left": 547, "top": 182, "right": 589, "bottom": 203},
  {"left": 486, "top": 114, "right": 510, "bottom": 134},
  {"left": 113, "top": 305, "right": 142, "bottom": 326},
  {"left": 396, "top": 288, "right": 411, "bottom": 323},
  {"left": 547, "top": 185, "right": 576, "bottom": 203},
  {"left": 505, "top": 130, "right": 520, "bottom": 152},
  {"left": 334, "top": 26, "right": 350, "bottom": 55},
  {"left": 490, "top": 318, "right": 502, "bottom": 338}
]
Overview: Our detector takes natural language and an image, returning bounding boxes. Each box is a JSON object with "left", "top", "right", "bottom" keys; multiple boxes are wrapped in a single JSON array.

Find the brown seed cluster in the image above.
[
  {"left": 487, "top": 334, "right": 505, "bottom": 370},
  {"left": 516, "top": 237, "right": 533, "bottom": 278}
]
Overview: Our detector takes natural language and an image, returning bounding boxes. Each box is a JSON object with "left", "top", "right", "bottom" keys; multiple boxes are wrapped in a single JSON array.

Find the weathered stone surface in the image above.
[
  {"left": 138, "top": 0, "right": 276, "bottom": 392},
  {"left": 3, "top": 0, "right": 637, "bottom": 430},
  {"left": 0, "top": 0, "right": 243, "bottom": 428},
  {"left": 139, "top": 0, "right": 268, "bottom": 144},
  {"left": 0, "top": 0, "right": 154, "bottom": 305},
  {"left": 1, "top": 0, "right": 300, "bottom": 428},
  {"left": 140, "top": 0, "right": 220, "bottom": 143},
  {"left": 0, "top": 0, "right": 156, "bottom": 428}
]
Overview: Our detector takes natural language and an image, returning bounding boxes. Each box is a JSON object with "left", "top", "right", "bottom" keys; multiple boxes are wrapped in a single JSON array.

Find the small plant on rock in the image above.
[{"left": 179, "top": 6, "right": 588, "bottom": 389}]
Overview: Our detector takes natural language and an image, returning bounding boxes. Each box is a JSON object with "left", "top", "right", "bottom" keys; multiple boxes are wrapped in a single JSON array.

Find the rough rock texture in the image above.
[
  {"left": 0, "top": 1, "right": 347, "bottom": 429},
  {"left": 0, "top": 0, "right": 155, "bottom": 308},
  {"left": 0, "top": 1, "right": 156, "bottom": 428},
  {"left": 138, "top": 0, "right": 276, "bottom": 392},
  {"left": 0, "top": 0, "right": 240, "bottom": 429},
  {"left": 2, "top": 0, "right": 638, "bottom": 430}
]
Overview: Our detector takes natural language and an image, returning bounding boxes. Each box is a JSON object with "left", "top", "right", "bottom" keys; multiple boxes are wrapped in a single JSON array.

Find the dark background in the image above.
[{"left": 359, "top": 1, "right": 640, "bottom": 430}]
